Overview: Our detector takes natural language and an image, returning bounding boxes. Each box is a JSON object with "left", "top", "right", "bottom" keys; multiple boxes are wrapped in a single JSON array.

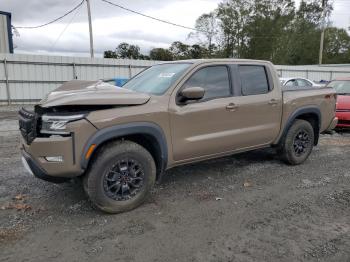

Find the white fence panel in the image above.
[
  {"left": 0, "top": 53, "right": 158, "bottom": 104},
  {"left": 275, "top": 65, "right": 350, "bottom": 82},
  {"left": 1, "top": 53, "right": 350, "bottom": 105}
]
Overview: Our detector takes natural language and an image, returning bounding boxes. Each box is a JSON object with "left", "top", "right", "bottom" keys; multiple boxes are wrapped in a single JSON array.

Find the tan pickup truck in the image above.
[{"left": 19, "top": 59, "right": 338, "bottom": 213}]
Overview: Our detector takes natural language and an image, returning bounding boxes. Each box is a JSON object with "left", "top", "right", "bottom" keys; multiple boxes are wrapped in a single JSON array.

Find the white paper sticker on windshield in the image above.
[{"left": 158, "top": 73, "right": 175, "bottom": 78}]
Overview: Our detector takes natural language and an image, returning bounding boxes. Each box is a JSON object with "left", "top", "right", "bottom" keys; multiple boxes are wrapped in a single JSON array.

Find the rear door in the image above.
[{"left": 230, "top": 64, "right": 283, "bottom": 148}]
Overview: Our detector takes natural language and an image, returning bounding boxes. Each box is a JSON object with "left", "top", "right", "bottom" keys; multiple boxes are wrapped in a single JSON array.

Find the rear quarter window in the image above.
[{"left": 239, "top": 65, "right": 269, "bottom": 96}]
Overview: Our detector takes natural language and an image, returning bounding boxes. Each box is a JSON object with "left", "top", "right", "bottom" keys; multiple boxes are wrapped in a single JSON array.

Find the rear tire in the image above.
[
  {"left": 280, "top": 119, "right": 314, "bottom": 165},
  {"left": 84, "top": 140, "right": 156, "bottom": 213}
]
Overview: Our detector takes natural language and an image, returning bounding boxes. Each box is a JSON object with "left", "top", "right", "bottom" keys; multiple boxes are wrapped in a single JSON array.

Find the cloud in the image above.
[
  {"left": 7, "top": 0, "right": 220, "bottom": 56},
  {"left": 4, "top": 0, "right": 350, "bottom": 57},
  {"left": 5, "top": 0, "right": 198, "bottom": 23}
]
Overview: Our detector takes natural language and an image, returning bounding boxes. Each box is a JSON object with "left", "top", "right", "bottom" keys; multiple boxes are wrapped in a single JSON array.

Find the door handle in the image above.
[
  {"left": 226, "top": 103, "right": 238, "bottom": 111},
  {"left": 268, "top": 99, "right": 278, "bottom": 106}
]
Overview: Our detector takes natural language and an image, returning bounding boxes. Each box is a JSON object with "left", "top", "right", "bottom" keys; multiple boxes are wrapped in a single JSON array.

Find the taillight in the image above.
[
  {"left": 325, "top": 93, "right": 337, "bottom": 100},
  {"left": 333, "top": 94, "right": 337, "bottom": 111}
]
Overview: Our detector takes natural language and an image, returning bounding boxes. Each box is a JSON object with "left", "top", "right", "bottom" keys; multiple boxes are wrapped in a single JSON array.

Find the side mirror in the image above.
[{"left": 179, "top": 86, "right": 205, "bottom": 102}]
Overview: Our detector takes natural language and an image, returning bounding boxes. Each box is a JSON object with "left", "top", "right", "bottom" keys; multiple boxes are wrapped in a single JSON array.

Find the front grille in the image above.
[{"left": 18, "top": 108, "right": 38, "bottom": 144}]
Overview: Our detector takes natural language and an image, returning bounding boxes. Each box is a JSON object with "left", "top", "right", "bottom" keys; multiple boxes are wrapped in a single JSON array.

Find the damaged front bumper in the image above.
[
  {"left": 19, "top": 107, "right": 98, "bottom": 182},
  {"left": 21, "top": 149, "right": 70, "bottom": 183}
]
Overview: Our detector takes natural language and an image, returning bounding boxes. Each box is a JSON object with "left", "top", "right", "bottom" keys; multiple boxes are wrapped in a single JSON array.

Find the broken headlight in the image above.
[{"left": 40, "top": 114, "right": 85, "bottom": 135}]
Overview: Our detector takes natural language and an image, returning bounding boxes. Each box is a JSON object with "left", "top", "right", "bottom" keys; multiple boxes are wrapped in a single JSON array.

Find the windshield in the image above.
[
  {"left": 122, "top": 63, "right": 191, "bottom": 95},
  {"left": 327, "top": 80, "right": 350, "bottom": 94}
]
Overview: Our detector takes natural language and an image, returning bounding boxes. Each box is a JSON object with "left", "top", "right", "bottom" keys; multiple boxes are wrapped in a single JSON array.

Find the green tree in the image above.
[
  {"left": 244, "top": 0, "right": 295, "bottom": 63},
  {"left": 104, "top": 42, "right": 143, "bottom": 59},
  {"left": 188, "top": 44, "right": 206, "bottom": 59},
  {"left": 284, "top": 0, "right": 325, "bottom": 64},
  {"left": 149, "top": 48, "right": 173, "bottom": 61},
  {"left": 323, "top": 27, "right": 350, "bottom": 64},
  {"left": 189, "top": 12, "right": 219, "bottom": 56},
  {"left": 115, "top": 42, "right": 141, "bottom": 59},
  {"left": 103, "top": 50, "right": 117, "bottom": 58},
  {"left": 216, "top": 0, "right": 253, "bottom": 58},
  {"left": 169, "top": 41, "right": 191, "bottom": 59},
  {"left": 138, "top": 54, "right": 151, "bottom": 60}
]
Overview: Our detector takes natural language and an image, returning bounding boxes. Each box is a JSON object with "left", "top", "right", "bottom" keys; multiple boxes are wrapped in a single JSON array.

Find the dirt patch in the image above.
[
  {"left": 330, "top": 190, "right": 350, "bottom": 206},
  {"left": 0, "top": 112, "right": 350, "bottom": 261},
  {"left": 0, "top": 225, "right": 25, "bottom": 244}
]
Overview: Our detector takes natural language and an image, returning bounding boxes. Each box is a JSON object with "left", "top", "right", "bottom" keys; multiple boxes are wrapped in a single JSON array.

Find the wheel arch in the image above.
[
  {"left": 81, "top": 122, "right": 168, "bottom": 180},
  {"left": 276, "top": 106, "right": 321, "bottom": 146}
]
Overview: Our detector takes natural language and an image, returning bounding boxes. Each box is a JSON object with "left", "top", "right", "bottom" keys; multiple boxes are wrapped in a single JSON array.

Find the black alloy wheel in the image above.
[
  {"left": 84, "top": 140, "right": 156, "bottom": 213},
  {"left": 103, "top": 158, "right": 145, "bottom": 201},
  {"left": 293, "top": 130, "right": 310, "bottom": 157},
  {"left": 279, "top": 119, "right": 315, "bottom": 165}
]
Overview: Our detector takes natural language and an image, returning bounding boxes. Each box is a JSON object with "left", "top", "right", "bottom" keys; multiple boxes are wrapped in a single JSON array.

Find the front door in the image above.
[{"left": 169, "top": 65, "right": 238, "bottom": 161}]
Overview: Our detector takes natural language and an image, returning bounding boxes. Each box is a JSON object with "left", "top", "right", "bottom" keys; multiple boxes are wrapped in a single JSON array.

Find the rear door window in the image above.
[{"left": 239, "top": 65, "right": 269, "bottom": 95}]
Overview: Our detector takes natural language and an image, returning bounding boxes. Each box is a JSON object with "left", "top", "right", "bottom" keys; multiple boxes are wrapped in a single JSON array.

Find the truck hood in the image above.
[
  {"left": 39, "top": 80, "right": 150, "bottom": 108},
  {"left": 336, "top": 95, "right": 350, "bottom": 110}
]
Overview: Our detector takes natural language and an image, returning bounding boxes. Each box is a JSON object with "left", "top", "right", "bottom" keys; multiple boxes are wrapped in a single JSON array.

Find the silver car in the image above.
[{"left": 280, "top": 77, "right": 323, "bottom": 88}]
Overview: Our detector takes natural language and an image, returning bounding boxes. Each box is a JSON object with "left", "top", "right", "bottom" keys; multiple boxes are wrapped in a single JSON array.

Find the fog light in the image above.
[{"left": 45, "top": 156, "right": 63, "bottom": 162}]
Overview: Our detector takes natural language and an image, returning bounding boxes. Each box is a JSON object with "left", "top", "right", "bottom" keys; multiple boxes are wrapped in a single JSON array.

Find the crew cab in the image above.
[{"left": 19, "top": 59, "right": 338, "bottom": 213}]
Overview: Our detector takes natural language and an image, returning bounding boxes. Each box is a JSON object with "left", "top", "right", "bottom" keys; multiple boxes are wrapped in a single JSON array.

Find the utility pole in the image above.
[
  {"left": 86, "top": 0, "right": 94, "bottom": 58},
  {"left": 318, "top": 0, "right": 326, "bottom": 65}
]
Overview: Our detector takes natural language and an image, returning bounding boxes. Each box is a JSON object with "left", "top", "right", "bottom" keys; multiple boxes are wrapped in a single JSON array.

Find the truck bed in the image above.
[{"left": 281, "top": 87, "right": 336, "bottom": 133}]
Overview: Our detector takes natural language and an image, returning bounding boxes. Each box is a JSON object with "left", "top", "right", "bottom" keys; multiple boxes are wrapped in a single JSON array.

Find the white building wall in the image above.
[{"left": 0, "top": 14, "right": 10, "bottom": 53}]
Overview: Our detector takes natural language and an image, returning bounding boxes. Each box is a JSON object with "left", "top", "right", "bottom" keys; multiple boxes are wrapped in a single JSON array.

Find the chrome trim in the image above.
[{"left": 40, "top": 130, "right": 70, "bottom": 135}]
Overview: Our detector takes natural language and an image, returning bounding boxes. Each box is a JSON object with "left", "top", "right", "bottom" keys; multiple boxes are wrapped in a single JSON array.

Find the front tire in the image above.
[
  {"left": 280, "top": 119, "right": 314, "bottom": 165},
  {"left": 84, "top": 140, "right": 156, "bottom": 213}
]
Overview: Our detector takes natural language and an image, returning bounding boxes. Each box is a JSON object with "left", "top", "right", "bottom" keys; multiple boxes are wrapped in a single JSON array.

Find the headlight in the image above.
[{"left": 41, "top": 114, "right": 85, "bottom": 134}]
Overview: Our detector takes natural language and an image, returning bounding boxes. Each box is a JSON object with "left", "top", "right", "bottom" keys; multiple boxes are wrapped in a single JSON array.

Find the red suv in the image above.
[{"left": 328, "top": 78, "right": 350, "bottom": 128}]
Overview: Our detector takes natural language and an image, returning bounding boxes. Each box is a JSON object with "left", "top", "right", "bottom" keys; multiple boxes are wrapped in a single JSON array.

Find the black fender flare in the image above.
[
  {"left": 81, "top": 122, "right": 168, "bottom": 174},
  {"left": 276, "top": 106, "right": 321, "bottom": 145}
]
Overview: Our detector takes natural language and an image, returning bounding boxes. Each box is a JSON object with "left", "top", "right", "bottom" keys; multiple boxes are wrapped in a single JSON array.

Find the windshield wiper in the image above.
[{"left": 337, "top": 93, "right": 350, "bottom": 95}]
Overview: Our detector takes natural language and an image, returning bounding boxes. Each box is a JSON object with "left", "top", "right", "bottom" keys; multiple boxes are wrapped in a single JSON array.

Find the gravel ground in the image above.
[{"left": 0, "top": 106, "right": 350, "bottom": 262}]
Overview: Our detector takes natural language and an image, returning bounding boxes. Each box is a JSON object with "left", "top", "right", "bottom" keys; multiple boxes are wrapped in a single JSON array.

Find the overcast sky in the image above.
[{"left": 3, "top": 0, "right": 350, "bottom": 57}]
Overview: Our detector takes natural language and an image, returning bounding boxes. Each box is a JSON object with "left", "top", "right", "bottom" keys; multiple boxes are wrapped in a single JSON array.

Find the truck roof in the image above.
[{"left": 157, "top": 58, "right": 272, "bottom": 65}]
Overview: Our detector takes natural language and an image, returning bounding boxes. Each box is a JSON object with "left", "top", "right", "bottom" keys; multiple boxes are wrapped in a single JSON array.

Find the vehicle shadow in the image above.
[
  {"left": 334, "top": 128, "right": 350, "bottom": 135},
  {"left": 161, "top": 147, "right": 280, "bottom": 185},
  {"left": 41, "top": 147, "right": 279, "bottom": 214}
]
